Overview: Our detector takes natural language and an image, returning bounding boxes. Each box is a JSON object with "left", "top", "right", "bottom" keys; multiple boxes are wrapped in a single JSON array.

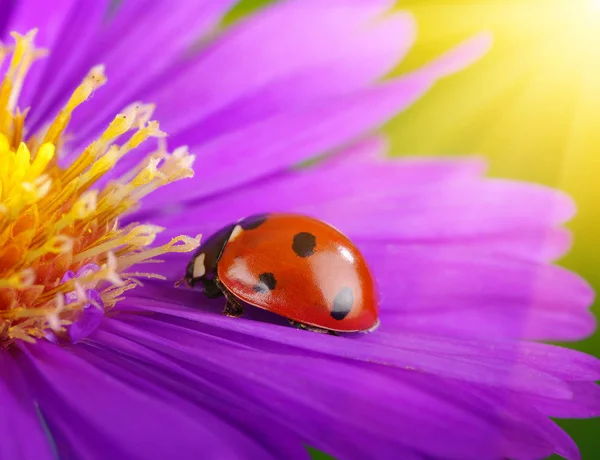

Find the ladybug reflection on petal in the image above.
[{"left": 183, "top": 213, "right": 379, "bottom": 333}]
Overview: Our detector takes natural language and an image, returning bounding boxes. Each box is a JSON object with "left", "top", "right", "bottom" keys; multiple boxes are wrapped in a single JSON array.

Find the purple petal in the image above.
[
  {"left": 0, "top": 2, "right": 16, "bottom": 36},
  {"left": 102, "top": 311, "right": 581, "bottom": 459},
  {"left": 390, "top": 302, "right": 595, "bottom": 342},
  {"left": 456, "top": 385, "right": 580, "bottom": 460},
  {"left": 74, "top": 263, "right": 101, "bottom": 278},
  {"left": 221, "top": 173, "right": 571, "bottom": 243},
  {"left": 130, "top": 32, "right": 490, "bottom": 207},
  {"left": 112, "top": 293, "right": 586, "bottom": 399},
  {"left": 527, "top": 382, "right": 600, "bottom": 418},
  {"left": 120, "top": 282, "right": 600, "bottom": 384},
  {"left": 148, "top": 9, "right": 415, "bottom": 136},
  {"left": 134, "top": 227, "right": 591, "bottom": 344},
  {"left": 142, "top": 140, "right": 571, "bottom": 265},
  {"left": 358, "top": 241, "right": 595, "bottom": 341},
  {"left": 66, "top": 290, "right": 105, "bottom": 343},
  {"left": 6, "top": 0, "right": 75, "bottom": 36},
  {"left": 60, "top": 269, "right": 75, "bottom": 283},
  {"left": 81, "top": 327, "right": 312, "bottom": 459},
  {"left": 83, "top": 5, "right": 419, "bottom": 186},
  {"left": 329, "top": 180, "right": 575, "bottom": 240},
  {"left": 28, "top": 0, "right": 236, "bottom": 134},
  {"left": 131, "top": 74, "right": 432, "bottom": 208},
  {"left": 416, "top": 32, "right": 493, "bottom": 80},
  {"left": 0, "top": 351, "right": 56, "bottom": 460},
  {"left": 17, "top": 0, "right": 109, "bottom": 116},
  {"left": 359, "top": 330, "right": 600, "bottom": 383},
  {"left": 16, "top": 339, "right": 272, "bottom": 459},
  {"left": 141, "top": 137, "right": 485, "bottom": 233}
]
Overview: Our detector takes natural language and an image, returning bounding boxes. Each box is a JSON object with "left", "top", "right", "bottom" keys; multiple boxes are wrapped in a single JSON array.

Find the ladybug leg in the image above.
[
  {"left": 212, "top": 277, "right": 244, "bottom": 317},
  {"left": 288, "top": 320, "right": 339, "bottom": 336},
  {"left": 202, "top": 278, "right": 224, "bottom": 299},
  {"left": 222, "top": 291, "right": 244, "bottom": 318}
]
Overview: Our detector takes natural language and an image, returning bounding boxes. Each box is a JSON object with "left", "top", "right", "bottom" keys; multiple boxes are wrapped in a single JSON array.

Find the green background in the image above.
[{"left": 228, "top": 1, "right": 600, "bottom": 458}]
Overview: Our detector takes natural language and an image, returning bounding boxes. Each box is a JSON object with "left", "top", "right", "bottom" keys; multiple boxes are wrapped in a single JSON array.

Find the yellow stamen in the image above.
[{"left": 0, "top": 31, "right": 200, "bottom": 347}]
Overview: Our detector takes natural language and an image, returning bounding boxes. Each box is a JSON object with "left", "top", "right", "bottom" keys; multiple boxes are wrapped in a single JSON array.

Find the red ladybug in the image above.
[{"left": 183, "top": 213, "right": 379, "bottom": 334}]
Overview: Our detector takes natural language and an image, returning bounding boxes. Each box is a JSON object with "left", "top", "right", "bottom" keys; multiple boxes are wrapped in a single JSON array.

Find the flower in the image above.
[{"left": 0, "top": 1, "right": 598, "bottom": 460}]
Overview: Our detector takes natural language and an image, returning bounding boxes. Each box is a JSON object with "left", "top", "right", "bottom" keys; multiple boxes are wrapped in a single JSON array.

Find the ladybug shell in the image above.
[{"left": 217, "top": 214, "right": 379, "bottom": 332}]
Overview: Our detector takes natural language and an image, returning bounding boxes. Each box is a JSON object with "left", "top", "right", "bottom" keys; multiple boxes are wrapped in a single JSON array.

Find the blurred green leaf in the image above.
[
  {"left": 308, "top": 446, "right": 336, "bottom": 460},
  {"left": 223, "top": 0, "right": 276, "bottom": 25}
]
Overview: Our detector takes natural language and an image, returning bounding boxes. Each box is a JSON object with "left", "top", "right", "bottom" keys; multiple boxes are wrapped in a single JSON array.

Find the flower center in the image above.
[{"left": 0, "top": 30, "right": 200, "bottom": 347}]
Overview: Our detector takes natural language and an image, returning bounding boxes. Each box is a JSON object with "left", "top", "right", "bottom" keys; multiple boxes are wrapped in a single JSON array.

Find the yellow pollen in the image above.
[{"left": 0, "top": 31, "right": 200, "bottom": 347}]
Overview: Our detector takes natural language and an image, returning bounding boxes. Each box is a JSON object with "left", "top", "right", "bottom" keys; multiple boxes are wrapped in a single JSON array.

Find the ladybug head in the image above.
[
  {"left": 183, "top": 254, "right": 203, "bottom": 288},
  {"left": 182, "top": 223, "right": 237, "bottom": 291}
]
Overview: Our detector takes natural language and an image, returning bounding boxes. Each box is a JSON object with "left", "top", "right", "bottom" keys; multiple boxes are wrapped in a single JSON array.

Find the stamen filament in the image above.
[{"left": 0, "top": 31, "right": 199, "bottom": 346}]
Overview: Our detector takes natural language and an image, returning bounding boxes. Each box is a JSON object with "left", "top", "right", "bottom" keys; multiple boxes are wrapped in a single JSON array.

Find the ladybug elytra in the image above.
[{"left": 182, "top": 213, "right": 379, "bottom": 333}]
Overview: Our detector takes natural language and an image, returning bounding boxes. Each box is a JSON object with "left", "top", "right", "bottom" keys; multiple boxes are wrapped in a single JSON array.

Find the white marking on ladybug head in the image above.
[
  {"left": 193, "top": 253, "right": 206, "bottom": 278},
  {"left": 228, "top": 225, "right": 243, "bottom": 242}
]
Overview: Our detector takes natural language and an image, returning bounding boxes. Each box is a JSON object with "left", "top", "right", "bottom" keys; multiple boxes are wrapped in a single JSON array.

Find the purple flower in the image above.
[{"left": 0, "top": 1, "right": 597, "bottom": 460}]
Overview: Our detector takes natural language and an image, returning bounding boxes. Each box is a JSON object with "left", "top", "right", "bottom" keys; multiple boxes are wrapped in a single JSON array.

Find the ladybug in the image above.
[{"left": 182, "top": 213, "right": 379, "bottom": 334}]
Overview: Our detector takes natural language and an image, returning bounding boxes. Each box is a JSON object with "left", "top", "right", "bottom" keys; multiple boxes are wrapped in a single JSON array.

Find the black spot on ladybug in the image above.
[
  {"left": 292, "top": 232, "right": 316, "bottom": 258},
  {"left": 239, "top": 214, "right": 268, "bottom": 230},
  {"left": 253, "top": 272, "right": 277, "bottom": 293},
  {"left": 331, "top": 287, "right": 353, "bottom": 320}
]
